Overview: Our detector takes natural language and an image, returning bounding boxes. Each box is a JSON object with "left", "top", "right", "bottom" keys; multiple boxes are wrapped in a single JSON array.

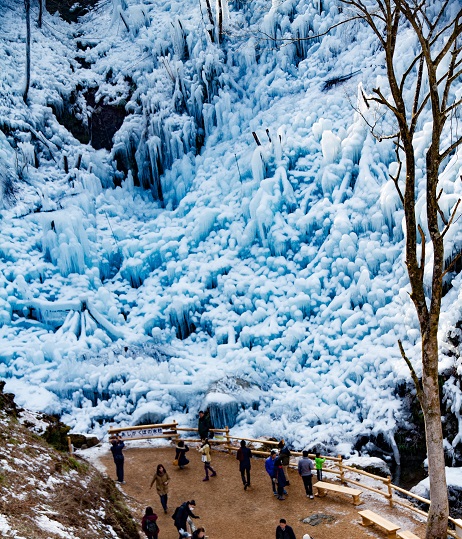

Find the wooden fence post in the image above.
[
  {"left": 67, "top": 435, "right": 73, "bottom": 454},
  {"left": 386, "top": 475, "right": 393, "bottom": 507},
  {"left": 225, "top": 426, "right": 231, "bottom": 454},
  {"left": 172, "top": 420, "right": 179, "bottom": 441},
  {"left": 338, "top": 454, "right": 345, "bottom": 483}
]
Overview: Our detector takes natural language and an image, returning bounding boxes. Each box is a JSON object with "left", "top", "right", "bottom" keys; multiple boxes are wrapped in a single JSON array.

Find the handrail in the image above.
[{"left": 105, "top": 420, "right": 457, "bottom": 537}]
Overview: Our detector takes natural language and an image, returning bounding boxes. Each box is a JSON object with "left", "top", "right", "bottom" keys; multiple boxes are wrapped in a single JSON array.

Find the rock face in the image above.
[
  {"left": 344, "top": 456, "right": 391, "bottom": 478},
  {"left": 46, "top": 0, "right": 100, "bottom": 23}
]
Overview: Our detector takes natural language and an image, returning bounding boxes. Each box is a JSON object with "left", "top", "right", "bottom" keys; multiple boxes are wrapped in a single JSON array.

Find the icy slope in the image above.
[{"left": 1, "top": 0, "right": 462, "bottom": 459}]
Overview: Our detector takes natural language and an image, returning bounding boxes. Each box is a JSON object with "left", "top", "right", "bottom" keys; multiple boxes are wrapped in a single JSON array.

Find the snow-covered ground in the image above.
[{"left": 1, "top": 0, "right": 462, "bottom": 461}]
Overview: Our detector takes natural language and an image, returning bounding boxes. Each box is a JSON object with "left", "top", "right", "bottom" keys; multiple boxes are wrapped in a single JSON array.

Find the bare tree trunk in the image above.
[
  {"left": 23, "top": 0, "right": 31, "bottom": 103},
  {"left": 204, "top": 0, "right": 215, "bottom": 42},
  {"left": 38, "top": 0, "right": 43, "bottom": 28},
  {"left": 217, "top": 0, "right": 223, "bottom": 44}
]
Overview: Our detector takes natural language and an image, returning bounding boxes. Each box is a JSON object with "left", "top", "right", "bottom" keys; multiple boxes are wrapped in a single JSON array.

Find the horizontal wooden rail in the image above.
[
  {"left": 343, "top": 477, "right": 391, "bottom": 498},
  {"left": 341, "top": 464, "right": 390, "bottom": 483},
  {"left": 391, "top": 484, "right": 430, "bottom": 505},
  {"left": 393, "top": 498, "right": 428, "bottom": 518}
]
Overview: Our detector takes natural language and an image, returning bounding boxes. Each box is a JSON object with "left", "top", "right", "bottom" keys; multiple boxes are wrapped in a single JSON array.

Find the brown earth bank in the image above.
[{"left": 95, "top": 444, "right": 427, "bottom": 539}]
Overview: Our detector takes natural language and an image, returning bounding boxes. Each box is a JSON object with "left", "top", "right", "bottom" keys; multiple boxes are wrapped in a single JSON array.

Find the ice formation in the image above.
[{"left": 0, "top": 0, "right": 462, "bottom": 463}]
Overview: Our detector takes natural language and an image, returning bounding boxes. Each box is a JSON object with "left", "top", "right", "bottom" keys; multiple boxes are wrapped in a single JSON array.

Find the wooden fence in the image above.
[{"left": 105, "top": 422, "right": 462, "bottom": 538}]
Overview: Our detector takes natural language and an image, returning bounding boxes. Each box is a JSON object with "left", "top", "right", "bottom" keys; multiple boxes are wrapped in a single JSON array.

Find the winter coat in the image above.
[
  {"left": 175, "top": 444, "right": 190, "bottom": 466},
  {"left": 141, "top": 514, "right": 159, "bottom": 539},
  {"left": 298, "top": 457, "right": 315, "bottom": 476},
  {"left": 265, "top": 455, "right": 277, "bottom": 477},
  {"left": 110, "top": 440, "right": 125, "bottom": 461},
  {"left": 173, "top": 502, "right": 198, "bottom": 531},
  {"left": 199, "top": 443, "right": 212, "bottom": 463},
  {"left": 198, "top": 414, "right": 212, "bottom": 439},
  {"left": 315, "top": 456, "right": 326, "bottom": 470},
  {"left": 276, "top": 524, "right": 296, "bottom": 539},
  {"left": 279, "top": 445, "right": 291, "bottom": 466},
  {"left": 274, "top": 463, "right": 287, "bottom": 487},
  {"left": 236, "top": 446, "right": 252, "bottom": 470},
  {"left": 150, "top": 471, "right": 170, "bottom": 495}
]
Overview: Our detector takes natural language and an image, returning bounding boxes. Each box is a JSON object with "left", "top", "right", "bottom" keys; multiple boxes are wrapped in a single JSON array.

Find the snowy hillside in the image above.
[{"left": 1, "top": 0, "right": 462, "bottom": 463}]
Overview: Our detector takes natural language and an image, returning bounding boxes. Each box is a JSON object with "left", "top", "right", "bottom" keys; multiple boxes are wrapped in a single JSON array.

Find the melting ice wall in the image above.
[{"left": 1, "top": 0, "right": 462, "bottom": 459}]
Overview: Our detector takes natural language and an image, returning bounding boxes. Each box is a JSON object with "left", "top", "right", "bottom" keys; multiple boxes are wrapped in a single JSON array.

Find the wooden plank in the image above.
[
  {"left": 358, "top": 510, "right": 400, "bottom": 537},
  {"left": 397, "top": 531, "right": 420, "bottom": 539},
  {"left": 315, "top": 481, "right": 362, "bottom": 506}
]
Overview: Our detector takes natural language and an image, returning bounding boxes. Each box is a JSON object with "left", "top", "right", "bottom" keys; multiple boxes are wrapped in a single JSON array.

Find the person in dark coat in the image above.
[
  {"left": 191, "top": 527, "right": 206, "bottom": 539},
  {"left": 173, "top": 500, "right": 200, "bottom": 538},
  {"left": 276, "top": 519, "right": 296, "bottom": 539},
  {"left": 274, "top": 457, "right": 287, "bottom": 500},
  {"left": 278, "top": 440, "right": 291, "bottom": 484},
  {"left": 110, "top": 435, "right": 125, "bottom": 483},
  {"left": 197, "top": 411, "right": 212, "bottom": 440},
  {"left": 175, "top": 440, "right": 190, "bottom": 469},
  {"left": 236, "top": 439, "right": 252, "bottom": 489},
  {"left": 141, "top": 506, "right": 159, "bottom": 539}
]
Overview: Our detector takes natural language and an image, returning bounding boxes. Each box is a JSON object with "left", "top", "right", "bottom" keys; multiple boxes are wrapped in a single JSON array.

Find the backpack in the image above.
[{"left": 145, "top": 518, "right": 159, "bottom": 534}]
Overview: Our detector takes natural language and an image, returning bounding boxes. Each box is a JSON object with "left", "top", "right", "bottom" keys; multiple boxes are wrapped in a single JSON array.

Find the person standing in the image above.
[
  {"left": 278, "top": 440, "right": 292, "bottom": 485},
  {"left": 265, "top": 449, "right": 278, "bottom": 496},
  {"left": 141, "top": 506, "right": 159, "bottom": 539},
  {"left": 315, "top": 452, "right": 326, "bottom": 481},
  {"left": 236, "top": 439, "right": 252, "bottom": 490},
  {"left": 197, "top": 410, "right": 212, "bottom": 440},
  {"left": 150, "top": 464, "right": 170, "bottom": 514},
  {"left": 298, "top": 450, "right": 315, "bottom": 498},
  {"left": 276, "top": 519, "right": 296, "bottom": 539},
  {"left": 274, "top": 457, "right": 287, "bottom": 500},
  {"left": 175, "top": 440, "right": 190, "bottom": 469},
  {"left": 198, "top": 438, "right": 217, "bottom": 481},
  {"left": 110, "top": 435, "right": 125, "bottom": 484},
  {"left": 172, "top": 500, "right": 200, "bottom": 539}
]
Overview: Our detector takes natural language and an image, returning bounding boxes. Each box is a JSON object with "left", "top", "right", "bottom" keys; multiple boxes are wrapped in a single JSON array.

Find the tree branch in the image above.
[
  {"left": 398, "top": 339, "right": 423, "bottom": 405},
  {"left": 442, "top": 198, "right": 461, "bottom": 238},
  {"left": 417, "top": 224, "right": 426, "bottom": 279}
]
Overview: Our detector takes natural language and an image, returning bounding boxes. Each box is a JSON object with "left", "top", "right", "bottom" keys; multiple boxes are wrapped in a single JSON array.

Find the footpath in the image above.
[{"left": 96, "top": 444, "right": 426, "bottom": 539}]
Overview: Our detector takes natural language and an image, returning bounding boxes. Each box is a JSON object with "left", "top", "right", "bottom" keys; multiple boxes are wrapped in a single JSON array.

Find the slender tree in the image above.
[
  {"left": 23, "top": 0, "right": 31, "bottom": 103},
  {"left": 38, "top": 0, "right": 43, "bottom": 28},
  {"left": 342, "top": 2, "right": 462, "bottom": 538}
]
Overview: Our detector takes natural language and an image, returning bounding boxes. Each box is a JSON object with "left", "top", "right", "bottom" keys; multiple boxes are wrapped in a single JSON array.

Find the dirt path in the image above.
[{"left": 97, "top": 444, "right": 426, "bottom": 539}]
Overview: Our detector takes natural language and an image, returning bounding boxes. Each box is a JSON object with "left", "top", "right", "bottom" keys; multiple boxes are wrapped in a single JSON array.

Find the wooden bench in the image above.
[
  {"left": 314, "top": 480, "right": 363, "bottom": 505},
  {"left": 358, "top": 510, "right": 401, "bottom": 539},
  {"left": 397, "top": 531, "right": 420, "bottom": 539}
]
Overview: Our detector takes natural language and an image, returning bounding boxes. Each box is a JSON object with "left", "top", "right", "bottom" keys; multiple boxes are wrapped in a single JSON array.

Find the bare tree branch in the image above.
[{"left": 398, "top": 339, "right": 423, "bottom": 405}]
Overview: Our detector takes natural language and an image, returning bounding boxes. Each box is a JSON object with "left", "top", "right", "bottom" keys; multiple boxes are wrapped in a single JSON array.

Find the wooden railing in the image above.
[{"left": 106, "top": 422, "right": 462, "bottom": 538}]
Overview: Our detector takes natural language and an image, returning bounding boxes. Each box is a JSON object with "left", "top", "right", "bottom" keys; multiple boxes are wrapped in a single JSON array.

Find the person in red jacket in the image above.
[{"left": 141, "top": 506, "right": 159, "bottom": 538}]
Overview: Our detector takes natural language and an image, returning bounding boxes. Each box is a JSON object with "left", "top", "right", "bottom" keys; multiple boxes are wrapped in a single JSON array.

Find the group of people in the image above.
[{"left": 111, "top": 412, "right": 326, "bottom": 538}]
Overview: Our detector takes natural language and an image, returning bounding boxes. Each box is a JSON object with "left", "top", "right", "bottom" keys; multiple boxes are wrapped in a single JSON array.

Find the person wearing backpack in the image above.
[
  {"left": 142, "top": 506, "right": 159, "bottom": 539},
  {"left": 172, "top": 500, "right": 200, "bottom": 539}
]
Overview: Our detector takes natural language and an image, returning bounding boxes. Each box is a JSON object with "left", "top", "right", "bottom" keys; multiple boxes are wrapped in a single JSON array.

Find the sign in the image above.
[{"left": 117, "top": 427, "right": 163, "bottom": 438}]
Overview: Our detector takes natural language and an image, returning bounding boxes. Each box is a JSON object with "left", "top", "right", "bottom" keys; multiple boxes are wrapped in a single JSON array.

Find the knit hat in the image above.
[
  {"left": 270, "top": 449, "right": 277, "bottom": 454},
  {"left": 302, "top": 535, "right": 312, "bottom": 539}
]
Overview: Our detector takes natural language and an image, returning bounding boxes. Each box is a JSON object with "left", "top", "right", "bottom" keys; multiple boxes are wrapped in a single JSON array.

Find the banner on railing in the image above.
[{"left": 117, "top": 427, "right": 163, "bottom": 438}]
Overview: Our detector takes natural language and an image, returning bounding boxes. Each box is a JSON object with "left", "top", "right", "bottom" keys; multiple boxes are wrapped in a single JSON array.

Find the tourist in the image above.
[
  {"left": 274, "top": 457, "right": 287, "bottom": 500},
  {"left": 141, "top": 506, "right": 159, "bottom": 538},
  {"left": 197, "top": 410, "right": 213, "bottom": 440},
  {"left": 276, "top": 518, "right": 296, "bottom": 539},
  {"left": 315, "top": 452, "right": 326, "bottom": 481},
  {"left": 265, "top": 449, "right": 278, "bottom": 496},
  {"left": 175, "top": 440, "right": 190, "bottom": 469},
  {"left": 191, "top": 527, "right": 206, "bottom": 539},
  {"left": 149, "top": 464, "right": 170, "bottom": 513},
  {"left": 172, "top": 500, "right": 200, "bottom": 539},
  {"left": 298, "top": 450, "right": 315, "bottom": 498},
  {"left": 278, "top": 440, "right": 291, "bottom": 485},
  {"left": 236, "top": 439, "right": 252, "bottom": 490},
  {"left": 198, "top": 438, "right": 217, "bottom": 481},
  {"left": 110, "top": 435, "right": 125, "bottom": 484}
]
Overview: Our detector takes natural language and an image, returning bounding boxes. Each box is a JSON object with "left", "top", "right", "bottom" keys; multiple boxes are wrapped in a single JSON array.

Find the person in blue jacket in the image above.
[
  {"left": 110, "top": 435, "right": 125, "bottom": 483},
  {"left": 265, "top": 449, "right": 278, "bottom": 496}
]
